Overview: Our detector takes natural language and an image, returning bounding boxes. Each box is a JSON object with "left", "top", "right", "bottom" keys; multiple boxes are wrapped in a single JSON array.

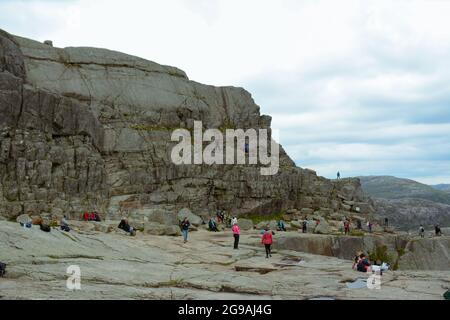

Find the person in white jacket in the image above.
[{"left": 231, "top": 217, "right": 238, "bottom": 226}]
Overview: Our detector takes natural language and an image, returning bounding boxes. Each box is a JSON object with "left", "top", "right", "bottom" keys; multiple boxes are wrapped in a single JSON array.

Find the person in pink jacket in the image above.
[
  {"left": 262, "top": 228, "right": 273, "bottom": 258},
  {"left": 232, "top": 223, "right": 240, "bottom": 250}
]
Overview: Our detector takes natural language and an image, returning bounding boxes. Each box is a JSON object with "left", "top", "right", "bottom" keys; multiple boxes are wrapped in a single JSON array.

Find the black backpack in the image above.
[
  {"left": 0, "top": 262, "right": 6, "bottom": 277},
  {"left": 40, "top": 224, "right": 51, "bottom": 232}
]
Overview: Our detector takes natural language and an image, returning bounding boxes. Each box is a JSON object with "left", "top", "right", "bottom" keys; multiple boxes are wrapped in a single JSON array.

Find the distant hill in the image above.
[
  {"left": 358, "top": 176, "right": 450, "bottom": 205},
  {"left": 358, "top": 176, "right": 450, "bottom": 230},
  {"left": 372, "top": 198, "right": 450, "bottom": 231},
  {"left": 431, "top": 184, "right": 450, "bottom": 193}
]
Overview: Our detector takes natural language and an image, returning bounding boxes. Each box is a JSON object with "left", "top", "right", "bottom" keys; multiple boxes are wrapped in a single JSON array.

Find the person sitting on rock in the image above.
[
  {"left": 93, "top": 212, "right": 101, "bottom": 222},
  {"left": 277, "top": 220, "right": 287, "bottom": 232},
  {"left": 118, "top": 218, "right": 136, "bottom": 236},
  {"left": 60, "top": 215, "right": 70, "bottom": 232},
  {"left": 356, "top": 253, "right": 371, "bottom": 273},
  {"left": 83, "top": 212, "right": 90, "bottom": 221},
  {"left": 209, "top": 218, "right": 219, "bottom": 232},
  {"left": 352, "top": 251, "right": 363, "bottom": 270}
]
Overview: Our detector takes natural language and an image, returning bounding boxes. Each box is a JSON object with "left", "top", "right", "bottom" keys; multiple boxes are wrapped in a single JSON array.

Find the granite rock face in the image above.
[
  {"left": 0, "top": 222, "right": 448, "bottom": 299},
  {"left": 0, "top": 29, "right": 374, "bottom": 222}
]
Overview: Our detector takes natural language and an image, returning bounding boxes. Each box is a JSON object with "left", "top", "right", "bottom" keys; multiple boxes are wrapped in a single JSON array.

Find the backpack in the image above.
[
  {"left": 40, "top": 224, "right": 51, "bottom": 232},
  {"left": 444, "top": 290, "right": 450, "bottom": 300},
  {"left": 0, "top": 262, "right": 6, "bottom": 277}
]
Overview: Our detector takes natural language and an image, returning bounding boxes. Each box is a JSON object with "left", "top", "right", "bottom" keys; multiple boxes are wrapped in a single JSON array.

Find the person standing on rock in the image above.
[
  {"left": 367, "top": 221, "right": 373, "bottom": 233},
  {"left": 302, "top": 219, "right": 308, "bottom": 234},
  {"left": 419, "top": 225, "right": 425, "bottom": 238},
  {"left": 181, "top": 217, "right": 191, "bottom": 243},
  {"left": 262, "top": 227, "right": 273, "bottom": 258},
  {"left": 337, "top": 172, "right": 341, "bottom": 180},
  {"left": 435, "top": 225, "right": 442, "bottom": 237},
  {"left": 232, "top": 222, "right": 240, "bottom": 249},
  {"left": 344, "top": 220, "right": 350, "bottom": 235}
]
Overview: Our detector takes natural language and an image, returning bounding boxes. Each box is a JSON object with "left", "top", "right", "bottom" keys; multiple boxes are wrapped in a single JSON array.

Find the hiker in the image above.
[
  {"left": 367, "top": 221, "right": 373, "bottom": 233},
  {"left": 60, "top": 216, "right": 70, "bottom": 232},
  {"left": 93, "top": 212, "right": 101, "bottom": 222},
  {"left": 344, "top": 220, "right": 350, "bottom": 235},
  {"left": 357, "top": 220, "right": 362, "bottom": 230},
  {"left": 277, "top": 220, "right": 287, "bottom": 232},
  {"left": 356, "top": 253, "right": 371, "bottom": 273},
  {"left": 352, "top": 251, "right": 363, "bottom": 270},
  {"left": 302, "top": 219, "right": 308, "bottom": 233},
  {"left": 232, "top": 223, "right": 240, "bottom": 249},
  {"left": 83, "top": 212, "right": 90, "bottom": 221},
  {"left": 118, "top": 218, "right": 136, "bottom": 236},
  {"left": 181, "top": 217, "right": 191, "bottom": 243},
  {"left": 0, "top": 262, "right": 6, "bottom": 278},
  {"left": 244, "top": 142, "right": 250, "bottom": 154},
  {"left": 262, "top": 227, "right": 274, "bottom": 259},
  {"left": 419, "top": 225, "right": 425, "bottom": 238},
  {"left": 216, "top": 210, "right": 222, "bottom": 224},
  {"left": 435, "top": 225, "right": 442, "bottom": 236},
  {"left": 337, "top": 171, "right": 341, "bottom": 180},
  {"left": 384, "top": 218, "right": 389, "bottom": 227},
  {"left": 209, "top": 217, "right": 219, "bottom": 232}
]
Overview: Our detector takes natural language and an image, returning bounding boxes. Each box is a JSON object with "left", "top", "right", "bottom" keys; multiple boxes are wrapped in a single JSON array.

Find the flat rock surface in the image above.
[{"left": 0, "top": 222, "right": 448, "bottom": 300}]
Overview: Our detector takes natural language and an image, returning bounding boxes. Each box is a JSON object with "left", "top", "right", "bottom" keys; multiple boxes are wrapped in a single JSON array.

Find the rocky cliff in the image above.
[{"left": 0, "top": 29, "right": 374, "bottom": 222}]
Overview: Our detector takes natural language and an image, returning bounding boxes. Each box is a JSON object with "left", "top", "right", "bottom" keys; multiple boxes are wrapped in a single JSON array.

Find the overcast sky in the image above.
[{"left": 1, "top": 0, "right": 450, "bottom": 184}]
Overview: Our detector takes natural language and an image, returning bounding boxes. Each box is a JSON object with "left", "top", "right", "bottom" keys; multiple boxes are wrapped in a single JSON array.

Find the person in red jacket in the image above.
[
  {"left": 262, "top": 228, "right": 273, "bottom": 258},
  {"left": 232, "top": 223, "right": 240, "bottom": 249}
]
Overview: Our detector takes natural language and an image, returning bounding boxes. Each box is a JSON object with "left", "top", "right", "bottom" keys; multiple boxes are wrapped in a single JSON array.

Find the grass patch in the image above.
[
  {"left": 368, "top": 245, "right": 397, "bottom": 269},
  {"left": 243, "top": 212, "right": 285, "bottom": 225},
  {"left": 349, "top": 230, "right": 365, "bottom": 237},
  {"left": 130, "top": 124, "right": 179, "bottom": 132},
  {"left": 158, "top": 278, "right": 185, "bottom": 287}
]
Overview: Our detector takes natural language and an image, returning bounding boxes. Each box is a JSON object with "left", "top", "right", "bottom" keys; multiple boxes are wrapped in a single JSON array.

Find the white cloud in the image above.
[{"left": 1, "top": 0, "right": 450, "bottom": 184}]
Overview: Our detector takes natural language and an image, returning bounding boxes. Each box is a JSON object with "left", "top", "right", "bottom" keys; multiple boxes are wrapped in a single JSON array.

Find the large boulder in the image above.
[
  {"left": 132, "top": 208, "right": 178, "bottom": 226},
  {"left": 290, "top": 220, "right": 302, "bottom": 230},
  {"left": 144, "top": 223, "right": 181, "bottom": 236},
  {"left": 237, "top": 219, "right": 254, "bottom": 231},
  {"left": 314, "top": 220, "right": 332, "bottom": 235},
  {"left": 398, "top": 237, "right": 450, "bottom": 270},
  {"left": 177, "top": 208, "right": 203, "bottom": 227},
  {"left": 255, "top": 220, "right": 278, "bottom": 231}
]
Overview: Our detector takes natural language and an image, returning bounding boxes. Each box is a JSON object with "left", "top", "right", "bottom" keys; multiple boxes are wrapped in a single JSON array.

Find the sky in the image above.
[{"left": 1, "top": 0, "right": 450, "bottom": 184}]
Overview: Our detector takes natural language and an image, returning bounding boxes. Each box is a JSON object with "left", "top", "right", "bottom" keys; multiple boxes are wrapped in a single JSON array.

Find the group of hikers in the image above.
[
  {"left": 18, "top": 215, "right": 70, "bottom": 233},
  {"left": 82, "top": 211, "right": 102, "bottom": 222},
  {"left": 194, "top": 212, "right": 276, "bottom": 258},
  {"left": 352, "top": 251, "right": 390, "bottom": 274}
]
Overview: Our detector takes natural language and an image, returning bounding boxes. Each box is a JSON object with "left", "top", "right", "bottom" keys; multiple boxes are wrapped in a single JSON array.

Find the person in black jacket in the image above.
[
  {"left": 357, "top": 254, "right": 371, "bottom": 273},
  {"left": 181, "top": 218, "right": 191, "bottom": 243},
  {"left": 118, "top": 219, "right": 136, "bottom": 236}
]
